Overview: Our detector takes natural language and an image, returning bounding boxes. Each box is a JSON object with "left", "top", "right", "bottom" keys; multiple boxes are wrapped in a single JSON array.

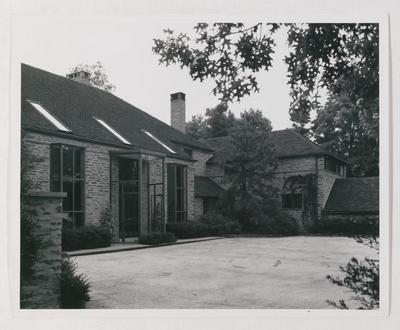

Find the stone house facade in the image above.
[
  {"left": 202, "top": 130, "right": 360, "bottom": 231},
  {"left": 21, "top": 64, "right": 221, "bottom": 241},
  {"left": 22, "top": 63, "right": 378, "bottom": 238}
]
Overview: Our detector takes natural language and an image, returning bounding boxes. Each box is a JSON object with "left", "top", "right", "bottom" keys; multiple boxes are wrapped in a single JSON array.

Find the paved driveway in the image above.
[{"left": 75, "top": 236, "right": 377, "bottom": 309}]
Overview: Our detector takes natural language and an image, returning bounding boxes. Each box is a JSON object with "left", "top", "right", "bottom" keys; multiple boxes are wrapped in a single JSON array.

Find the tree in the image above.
[
  {"left": 153, "top": 23, "right": 379, "bottom": 176},
  {"left": 186, "top": 114, "right": 209, "bottom": 139},
  {"left": 69, "top": 61, "right": 116, "bottom": 93},
  {"left": 223, "top": 109, "right": 278, "bottom": 227},
  {"left": 186, "top": 103, "right": 237, "bottom": 139}
]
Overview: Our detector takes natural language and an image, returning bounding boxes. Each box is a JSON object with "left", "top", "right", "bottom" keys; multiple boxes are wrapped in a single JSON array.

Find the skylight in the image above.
[
  {"left": 94, "top": 117, "right": 131, "bottom": 145},
  {"left": 27, "top": 100, "right": 71, "bottom": 132},
  {"left": 142, "top": 130, "right": 176, "bottom": 154}
]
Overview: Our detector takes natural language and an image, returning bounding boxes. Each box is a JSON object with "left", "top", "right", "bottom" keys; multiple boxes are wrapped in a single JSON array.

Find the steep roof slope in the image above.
[
  {"left": 323, "top": 177, "right": 379, "bottom": 214},
  {"left": 21, "top": 64, "right": 211, "bottom": 159},
  {"left": 204, "top": 129, "right": 346, "bottom": 164}
]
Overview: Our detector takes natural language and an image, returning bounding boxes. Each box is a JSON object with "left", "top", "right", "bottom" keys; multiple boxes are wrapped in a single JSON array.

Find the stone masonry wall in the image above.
[
  {"left": 21, "top": 192, "right": 65, "bottom": 309},
  {"left": 192, "top": 150, "right": 213, "bottom": 176},
  {"left": 316, "top": 156, "right": 343, "bottom": 209}
]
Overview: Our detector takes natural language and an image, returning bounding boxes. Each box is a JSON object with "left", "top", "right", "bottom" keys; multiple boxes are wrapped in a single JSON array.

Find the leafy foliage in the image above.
[
  {"left": 326, "top": 236, "right": 379, "bottom": 309},
  {"left": 61, "top": 258, "right": 90, "bottom": 309},
  {"left": 198, "top": 213, "right": 241, "bottom": 235},
  {"left": 153, "top": 23, "right": 278, "bottom": 102},
  {"left": 222, "top": 109, "right": 278, "bottom": 227},
  {"left": 154, "top": 23, "right": 379, "bottom": 176},
  {"left": 186, "top": 103, "right": 237, "bottom": 138},
  {"left": 69, "top": 61, "right": 116, "bottom": 93}
]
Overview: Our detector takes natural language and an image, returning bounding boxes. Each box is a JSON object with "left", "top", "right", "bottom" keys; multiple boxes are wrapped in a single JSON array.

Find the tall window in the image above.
[
  {"left": 167, "top": 164, "right": 187, "bottom": 223},
  {"left": 50, "top": 144, "right": 85, "bottom": 228}
]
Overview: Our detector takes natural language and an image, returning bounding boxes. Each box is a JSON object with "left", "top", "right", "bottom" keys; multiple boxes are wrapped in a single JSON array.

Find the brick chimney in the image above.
[
  {"left": 66, "top": 71, "right": 91, "bottom": 86},
  {"left": 170, "top": 92, "right": 186, "bottom": 133}
]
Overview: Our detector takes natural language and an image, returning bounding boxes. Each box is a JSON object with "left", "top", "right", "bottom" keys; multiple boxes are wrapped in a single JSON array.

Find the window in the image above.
[
  {"left": 51, "top": 144, "right": 85, "bottom": 228},
  {"left": 167, "top": 164, "right": 187, "bottom": 222},
  {"left": 282, "top": 193, "right": 303, "bottom": 209},
  {"left": 142, "top": 130, "right": 176, "bottom": 154},
  {"left": 94, "top": 117, "right": 131, "bottom": 145},
  {"left": 324, "top": 155, "right": 346, "bottom": 176},
  {"left": 27, "top": 100, "right": 71, "bottom": 132}
]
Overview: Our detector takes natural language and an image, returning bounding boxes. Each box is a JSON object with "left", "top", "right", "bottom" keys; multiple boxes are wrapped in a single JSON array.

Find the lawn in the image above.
[{"left": 74, "top": 236, "right": 377, "bottom": 309}]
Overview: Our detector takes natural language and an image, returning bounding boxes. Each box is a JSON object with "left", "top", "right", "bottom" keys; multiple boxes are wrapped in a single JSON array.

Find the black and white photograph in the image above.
[{"left": 13, "top": 16, "right": 387, "bottom": 312}]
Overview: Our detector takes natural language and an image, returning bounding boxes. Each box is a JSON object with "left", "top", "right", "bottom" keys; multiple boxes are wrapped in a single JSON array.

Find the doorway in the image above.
[{"left": 119, "top": 158, "right": 139, "bottom": 239}]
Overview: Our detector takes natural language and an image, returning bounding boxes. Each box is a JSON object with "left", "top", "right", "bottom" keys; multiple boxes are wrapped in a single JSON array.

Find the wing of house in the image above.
[
  {"left": 21, "top": 63, "right": 219, "bottom": 240},
  {"left": 203, "top": 129, "right": 378, "bottom": 232}
]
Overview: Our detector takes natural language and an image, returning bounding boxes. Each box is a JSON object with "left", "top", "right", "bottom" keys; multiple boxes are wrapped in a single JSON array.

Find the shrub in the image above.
[
  {"left": 61, "top": 258, "right": 90, "bottom": 308},
  {"left": 139, "top": 232, "right": 177, "bottom": 245},
  {"left": 199, "top": 213, "right": 241, "bottom": 235},
  {"left": 242, "top": 212, "right": 299, "bottom": 236},
  {"left": 309, "top": 217, "right": 378, "bottom": 236},
  {"left": 62, "top": 225, "right": 112, "bottom": 251},
  {"left": 326, "top": 237, "right": 379, "bottom": 309}
]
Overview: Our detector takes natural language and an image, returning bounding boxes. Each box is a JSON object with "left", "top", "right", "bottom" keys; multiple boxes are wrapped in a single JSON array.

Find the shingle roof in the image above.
[
  {"left": 204, "top": 129, "right": 347, "bottom": 164},
  {"left": 323, "top": 177, "right": 379, "bottom": 214},
  {"left": 195, "top": 176, "right": 224, "bottom": 197},
  {"left": 21, "top": 64, "right": 211, "bottom": 159}
]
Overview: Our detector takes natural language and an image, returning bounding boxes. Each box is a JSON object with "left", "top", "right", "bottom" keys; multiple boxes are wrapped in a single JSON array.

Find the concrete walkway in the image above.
[
  {"left": 74, "top": 236, "right": 377, "bottom": 309},
  {"left": 66, "top": 236, "right": 223, "bottom": 257}
]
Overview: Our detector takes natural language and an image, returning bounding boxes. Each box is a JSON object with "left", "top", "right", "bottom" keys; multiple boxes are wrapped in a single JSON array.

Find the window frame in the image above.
[
  {"left": 324, "top": 155, "right": 346, "bottom": 176},
  {"left": 167, "top": 163, "right": 188, "bottom": 223},
  {"left": 50, "top": 143, "right": 85, "bottom": 228}
]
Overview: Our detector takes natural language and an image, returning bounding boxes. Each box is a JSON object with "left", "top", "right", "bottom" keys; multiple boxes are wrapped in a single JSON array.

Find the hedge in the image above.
[
  {"left": 62, "top": 225, "right": 112, "bottom": 251},
  {"left": 309, "top": 217, "right": 379, "bottom": 236}
]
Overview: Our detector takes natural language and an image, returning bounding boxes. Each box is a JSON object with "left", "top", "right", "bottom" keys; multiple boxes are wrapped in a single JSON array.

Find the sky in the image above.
[{"left": 13, "top": 15, "right": 293, "bottom": 130}]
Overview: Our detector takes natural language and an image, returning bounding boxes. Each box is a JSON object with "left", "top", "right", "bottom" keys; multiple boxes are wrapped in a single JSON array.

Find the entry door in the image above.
[
  {"left": 119, "top": 182, "right": 139, "bottom": 238},
  {"left": 119, "top": 158, "right": 139, "bottom": 239}
]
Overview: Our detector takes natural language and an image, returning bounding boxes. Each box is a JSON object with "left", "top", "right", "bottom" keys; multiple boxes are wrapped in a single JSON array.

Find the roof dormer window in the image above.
[
  {"left": 93, "top": 117, "right": 131, "bottom": 145},
  {"left": 142, "top": 130, "right": 176, "bottom": 154},
  {"left": 27, "top": 100, "right": 71, "bottom": 132}
]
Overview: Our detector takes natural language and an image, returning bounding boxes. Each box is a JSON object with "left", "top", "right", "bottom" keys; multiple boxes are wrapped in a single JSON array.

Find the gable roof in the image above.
[
  {"left": 195, "top": 176, "right": 225, "bottom": 197},
  {"left": 21, "top": 64, "right": 211, "bottom": 160},
  {"left": 204, "top": 129, "right": 347, "bottom": 164},
  {"left": 323, "top": 177, "right": 379, "bottom": 215}
]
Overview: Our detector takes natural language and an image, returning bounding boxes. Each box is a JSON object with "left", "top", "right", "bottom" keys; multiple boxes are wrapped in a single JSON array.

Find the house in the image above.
[
  {"left": 203, "top": 130, "right": 378, "bottom": 231},
  {"left": 21, "top": 64, "right": 220, "bottom": 241},
  {"left": 21, "top": 63, "right": 379, "bottom": 238}
]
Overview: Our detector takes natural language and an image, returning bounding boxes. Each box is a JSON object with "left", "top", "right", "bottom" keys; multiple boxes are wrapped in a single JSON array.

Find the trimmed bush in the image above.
[
  {"left": 309, "top": 217, "right": 379, "bottom": 236},
  {"left": 62, "top": 225, "right": 112, "bottom": 251},
  {"left": 199, "top": 213, "right": 241, "bottom": 235},
  {"left": 61, "top": 258, "right": 90, "bottom": 309},
  {"left": 139, "top": 232, "right": 177, "bottom": 245}
]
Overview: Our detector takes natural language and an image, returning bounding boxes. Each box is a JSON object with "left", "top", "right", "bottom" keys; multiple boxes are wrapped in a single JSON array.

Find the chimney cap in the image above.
[{"left": 170, "top": 92, "right": 186, "bottom": 101}]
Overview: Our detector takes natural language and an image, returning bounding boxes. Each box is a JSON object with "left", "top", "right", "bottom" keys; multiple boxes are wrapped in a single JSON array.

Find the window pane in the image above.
[
  {"left": 167, "top": 164, "right": 176, "bottom": 222},
  {"left": 176, "top": 166, "right": 183, "bottom": 188},
  {"left": 63, "top": 180, "right": 73, "bottom": 211},
  {"left": 74, "top": 181, "right": 83, "bottom": 211},
  {"left": 74, "top": 148, "right": 83, "bottom": 178},
  {"left": 51, "top": 179, "right": 61, "bottom": 192},
  {"left": 50, "top": 145, "right": 61, "bottom": 179},
  {"left": 119, "top": 158, "right": 138, "bottom": 180},
  {"left": 63, "top": 146, "right": 73, "bottom": 177}
]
